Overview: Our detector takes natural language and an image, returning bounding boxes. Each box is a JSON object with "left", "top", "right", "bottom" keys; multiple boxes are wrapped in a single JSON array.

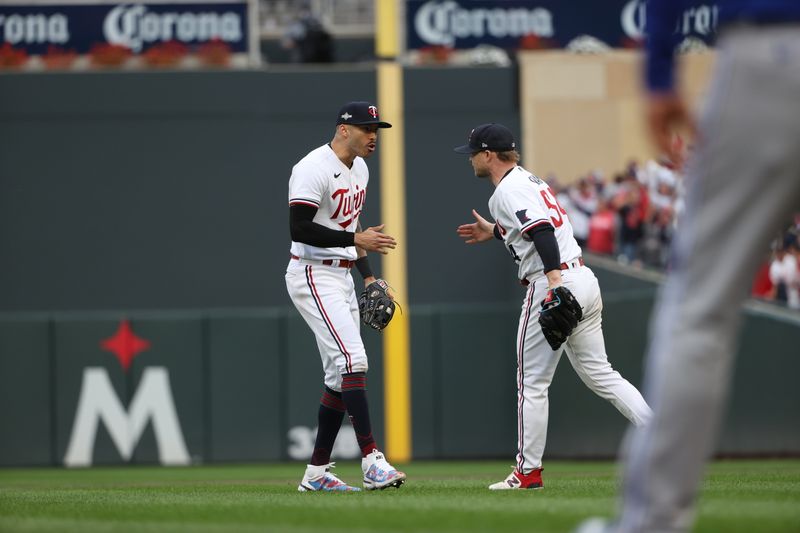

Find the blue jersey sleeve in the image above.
[{"left": 645, "top": 0, "right": 686, "bottom": 93}]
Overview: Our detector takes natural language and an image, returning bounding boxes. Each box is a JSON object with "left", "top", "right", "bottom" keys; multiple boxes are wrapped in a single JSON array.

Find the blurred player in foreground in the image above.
[{"left": 578, "top": 1, "right": 800, "bottom": 531}]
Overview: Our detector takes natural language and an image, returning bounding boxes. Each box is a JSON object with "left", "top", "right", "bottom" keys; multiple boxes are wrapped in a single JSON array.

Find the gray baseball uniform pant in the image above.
[{"left": 617, "top": 25, "right": 800, "bottom": 533}]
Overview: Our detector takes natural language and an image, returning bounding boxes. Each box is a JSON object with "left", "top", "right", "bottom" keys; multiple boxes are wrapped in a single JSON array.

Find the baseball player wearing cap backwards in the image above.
[
  {"left": 286, "top": 101, "right": 406, "bottom": 492},
  {"left": 454, "top": 123, "right": 652, "bottom": 490}
]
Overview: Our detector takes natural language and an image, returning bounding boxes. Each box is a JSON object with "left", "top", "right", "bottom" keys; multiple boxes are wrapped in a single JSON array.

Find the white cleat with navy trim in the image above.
[
  {"left": 361, "top": 450, "right": 406, "bottom": 490},
  {"left": 298, "top": 463, "right": 361, "bottom": 492}
]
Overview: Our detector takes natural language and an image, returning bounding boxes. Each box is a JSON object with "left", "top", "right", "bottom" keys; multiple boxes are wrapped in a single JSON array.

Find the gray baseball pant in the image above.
[{"left": 617, "top": 24, "right": 800, "bottom": 533}]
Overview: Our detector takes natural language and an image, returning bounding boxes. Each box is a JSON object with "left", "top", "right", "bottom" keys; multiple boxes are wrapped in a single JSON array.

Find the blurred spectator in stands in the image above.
[
  {"left": 625, "top": 159, "right": 641, "bottom": 183},
  {"left": 615, "top": 173, "right": 649, "bottom": 265},
  {"left": 790, "top": 242, "right": 800, "bottom": 309},
  {"left": 786, "top": 218, "right": 800, "bottom": 249},
  {"left": 545, "top": 172, "right": 562, "bottom": 196},
  {"left": 751, "top": 253, "right": 775, "bottom": 300},
  {"left": 648, "top": 168, "right": 677, "bottom": 213},
  {"left": 563, "top": 177, "right": 597, "bottom": 248},
  {"left": 641, "top": 204, "right": 674, "bottom": 268},
  {"left": 769, "top": 237, "right": 800, "bottom": 309},
  {"left": 640, "top": 158, "right": 678, "bottom": 268},
  {"left": 603, "top": 173, "right": 626, "bottom": 203},
  {"left": 642, "top": 155, "right": 678, "bottom": 193},
  {"left": 282, "top": 3, "right": 333, "bottom": 63},
  {"left": 586, "top": 170, "right": 605, "bottom": 198},
  {"left": 587, "top": 198, "right": 617, "bottom": 255}
]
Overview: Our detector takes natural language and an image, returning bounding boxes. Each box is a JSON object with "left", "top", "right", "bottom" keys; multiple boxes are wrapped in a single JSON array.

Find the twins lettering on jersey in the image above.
[{"left": 331, "top": 185, "right": 366, "bottom": 229}]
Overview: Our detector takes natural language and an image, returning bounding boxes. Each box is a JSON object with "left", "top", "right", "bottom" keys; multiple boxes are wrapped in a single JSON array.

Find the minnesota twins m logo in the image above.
[{"left": 63, "top": 320, "right": 190, "bottom": 467}]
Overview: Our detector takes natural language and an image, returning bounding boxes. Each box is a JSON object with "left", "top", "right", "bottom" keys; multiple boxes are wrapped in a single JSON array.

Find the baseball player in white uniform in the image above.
[
  {"left": 286, "top": 101, "right": 406, "bottom": 492},
  {"left": 454, "top": 123, "right": 652, "bottom": 489}
]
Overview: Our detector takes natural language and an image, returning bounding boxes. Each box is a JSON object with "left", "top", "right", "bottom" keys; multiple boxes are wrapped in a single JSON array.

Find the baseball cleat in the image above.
[
  {"left": 298, "top": 463, "right": 361, "bottom": 492},
  {"left": 573, "top": 517, "right": 616, "bottom": 533},
  {"left": 488, "top": 467, "right": 544, "bottom": 490},
  {"left": 361, "top": 450, "right": 406, "bottom": 490}
]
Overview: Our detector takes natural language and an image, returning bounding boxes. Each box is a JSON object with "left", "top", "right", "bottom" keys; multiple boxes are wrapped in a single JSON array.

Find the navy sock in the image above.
[
  {"left": 310, "top": 387, "right": 345, "bottom": 466},
  {"left": 341, "top": 372, "right": 378, "bottom": 456}
]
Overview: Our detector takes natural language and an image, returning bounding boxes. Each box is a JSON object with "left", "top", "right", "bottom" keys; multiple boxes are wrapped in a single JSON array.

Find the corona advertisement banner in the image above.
[
  {"left": 406, "top": 0, "right": 720, "bottom": 50},
  {"left": 0, "top": 1, "right": 254, "bottom": 68}
]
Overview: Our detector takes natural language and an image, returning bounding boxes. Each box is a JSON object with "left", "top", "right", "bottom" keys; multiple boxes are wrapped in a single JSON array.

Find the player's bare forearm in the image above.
[
  {"left": 545, "top": 269, "right": 563, "bottom": 288},
  {"left": 457, "top": 209, "right": 495, "bottom": 244},
  {"left": 354, "top": 223, "right": 397, "bottom": 254},
  {"left": 356, "top": 223, "right": 368, "bottom": 258},
  {"left": 354, "top": 222, "right": 378, "bottom": 284}
]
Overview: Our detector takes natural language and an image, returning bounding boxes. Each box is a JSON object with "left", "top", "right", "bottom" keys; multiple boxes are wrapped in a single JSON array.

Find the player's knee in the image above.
[
  {"left": 349, "top": 359, "right": 368, "bottom": 374},
  {"left": 338, "top": 355, "right": 368, "bottom": 375},
  {"left": 325, "top": 377, "right": 342, "bottom": 393}
]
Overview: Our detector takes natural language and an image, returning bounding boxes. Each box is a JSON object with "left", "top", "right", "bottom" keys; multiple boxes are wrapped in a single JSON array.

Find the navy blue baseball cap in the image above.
[
  {"left": 336, "top": 101, "right": 392, "bottom": 128},
  {"left": 453, "top": 123, "right": 516, "bottom": 153}
]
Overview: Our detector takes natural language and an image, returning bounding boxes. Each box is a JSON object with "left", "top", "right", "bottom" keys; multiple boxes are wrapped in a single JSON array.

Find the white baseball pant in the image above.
[
  {"left": 516, "top": 263, "right": 652, "bottom": 473},
  {"left": 285, "top": 259, "right": 368, "bottom": 392}
]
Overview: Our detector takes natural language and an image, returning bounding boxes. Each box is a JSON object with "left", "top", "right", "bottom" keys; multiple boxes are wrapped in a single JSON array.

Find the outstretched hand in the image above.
[
  {"left": 647, "top": 91, "right": 696, "bottom": 164},
  {"left": 457, "top": 209, "right": 496, "bottom": 244},
  {"left": 355, "top": 224, "right": 397, "bottom": 254}
]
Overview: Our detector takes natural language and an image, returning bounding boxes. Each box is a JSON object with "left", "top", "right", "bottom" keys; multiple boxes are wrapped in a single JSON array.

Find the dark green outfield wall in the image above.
[
  {"left": 0, "top": 66, "right": 519, "bottom": 313},
  {"left": 2, "top": 260, "right": 799, "bottom": 466}
]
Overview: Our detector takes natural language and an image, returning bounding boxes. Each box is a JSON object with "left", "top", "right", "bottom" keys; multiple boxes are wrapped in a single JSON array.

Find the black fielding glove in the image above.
[
  {"left": 358, "top": 279, "right": 396, "bottom": 331},
  {"left": 538, "top": 286, "right": 583, "bottom": 350}
]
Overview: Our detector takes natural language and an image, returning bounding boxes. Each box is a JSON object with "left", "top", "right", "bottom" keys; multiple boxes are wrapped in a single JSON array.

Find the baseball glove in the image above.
[
  {"left": 358, "top": 279, "right": 396, "bottom": 331},
  {"left": 538, "top": 286, "right": 583, "bottom": 351}
]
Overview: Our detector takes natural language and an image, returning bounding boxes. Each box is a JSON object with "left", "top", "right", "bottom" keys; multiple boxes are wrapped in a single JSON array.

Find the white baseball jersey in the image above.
[
  {"left": 488, "top": 166, "right": 582, "bottom": 281},
  {"left": 486, "top": 165, "right": 652, "bottom": 478},
  {"left": 288, "top": 144, "right": 368, "bottom": 261}
]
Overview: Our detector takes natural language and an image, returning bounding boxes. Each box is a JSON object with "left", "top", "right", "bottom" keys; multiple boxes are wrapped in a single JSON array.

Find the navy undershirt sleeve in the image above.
[
  {"left": 290, "top": 205, "right": 355, "bottom": 248},
  {"left": 528, "top": 225, "right": 561, "bottom": 273},
  {"left": 355, "top": 256, "right": 374, "bottom": 279}
]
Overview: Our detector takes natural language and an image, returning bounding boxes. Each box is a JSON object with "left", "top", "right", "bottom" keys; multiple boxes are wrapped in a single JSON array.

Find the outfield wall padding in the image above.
[{"left": 2, "top": 265, "right": 799, "bottom": 466}]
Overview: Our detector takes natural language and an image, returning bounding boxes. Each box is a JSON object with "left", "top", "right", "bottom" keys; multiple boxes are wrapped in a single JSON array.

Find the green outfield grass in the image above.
[{"left": 1, "top": 460, "right": 798, "bottom": 532}]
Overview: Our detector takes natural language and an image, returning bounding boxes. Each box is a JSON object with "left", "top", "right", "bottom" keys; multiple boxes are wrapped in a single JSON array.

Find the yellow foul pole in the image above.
[{"left": 376, "top": 0, "right": 411, "bottom": 462}]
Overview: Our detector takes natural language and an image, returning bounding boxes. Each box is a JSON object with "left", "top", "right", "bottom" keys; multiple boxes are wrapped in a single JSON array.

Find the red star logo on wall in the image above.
[{"left": 100, "top": 319, "right": 150, "bottom": 372}]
